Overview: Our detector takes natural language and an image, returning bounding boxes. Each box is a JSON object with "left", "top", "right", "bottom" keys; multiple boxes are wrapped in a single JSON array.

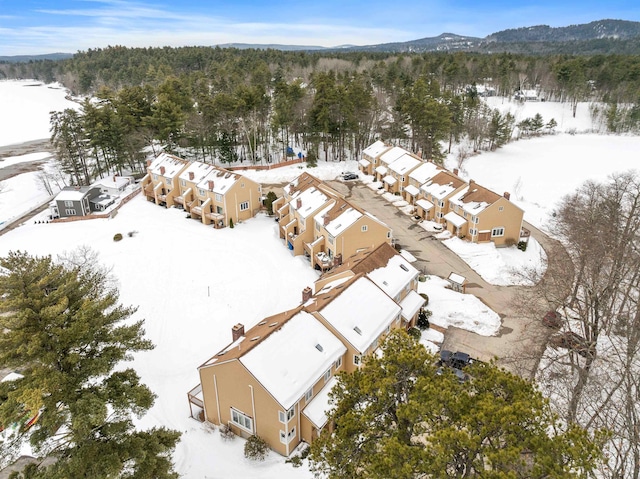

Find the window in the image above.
[
  {"left": 354, "top": 355, "right": 361, "bottom": 366},
  {"left": 473, "top": 216, "right": 479, "bottom": 224},
  {"left": 361, "top": 225, "right": 368, "bottom": 232},
  {"left": 215, "top": 193, "right": 222, "bottom": 202},
  {"left": 180, "top": 179, "right": 186, "bottom": 186},
  {"left": 230, "top": 408, "right": 253, "bottom": 432},
  {"left": 498, "top": 206, "right": 504, "bottom": 211},
  {"left": 240, "top": 201, "right": 249, "bottom": 211},
  {"left": 64, "top": 200, "right": 74, "bottom": 207},
  {"left": 279, "top": 407, "right": 295, "bottom": 423},
  {"left": 323, "top": 369, "right": 331, "bottom": 383},
  {"left": 371, "top": 338, "right": 379, "bottom": 351},
  {"left": 166, "top": 177, "right": 172, "bottom": 184},
  {"left": 198, "top": 188, "right": 205, "bottom": 197},
  {"left": 65, "top": 209, "right": 76, "bottom": 215},
  {"left": 385, "top": 325, "right": 391, "bottom": 334},
  {"left": 328, "top": 234, "right": 334, "bottom": 245},
  {"left": 436, "top": 211, "right": 444, "bottom": 219},
  {"left": 334, "top": 356, "right": 342, "bottom": 370},
  {"left": 280, "top": 427, "right": 296, "bottom": 444},
  {"left": 491, "top": 227, "right": 505, "bottom": 237},
  {"left": 153, "top": 174, "right": 158, "bottom": 181},
  {"left": 241, "top": 183, "right": 245, "bottom": 188},
  {"left": 470, "top": 228, "right": 477, "bottom": 236},
  {"left": 305, "top": 387, "right": 313, "bottom": 402},
  {"left": 386, "top": 231, "right": 392, "bottom": 239},
  {"left": 315, "top": 221, "right": 320, "bottom": 230},
  {"left": 401, "top": 176, "right": 405, "bottom": 182},
  {"left": 438, "top": 200, "right": 445, "bottom": 208},
  {"left": 463, "top": 212, "right": 468, "bottom": 218}
]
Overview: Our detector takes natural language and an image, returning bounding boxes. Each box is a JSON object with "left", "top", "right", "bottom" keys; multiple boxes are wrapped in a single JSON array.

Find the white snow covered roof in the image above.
[
  {"left": 444, "top": 211, "right": 467, "bottom": 228},
  {"left": 358, "top": 159, "right": 370, "bottom": 167},
  {"left": 422, "top": 180, "right": 457, "bottom": 200},
  {"left": 149, "top": 153, "right": 187, "bottom": 178},
  {"left": 317, "top": 277, "right": 401, "bottom": 352},
  {"left": 404, "top": 185, "right": 420, "bottom": 197},
  {"left": 366, "top": 254, "right": 419, "bottom": 299},
  {"left": 362, "top": 140, "right": 390, "bottom": 159},
  {"left": 388, "top": 154, "right": 421, "bottom": 176},
  {"left": 380, "top": 146, "right": 408, "bottom": 166},
  {"left": 383, "top": 175, "right": 397, "bottom": 186},
  {"left": 448, "top": 272, "right": 466, "bottom": 285},
  {"left": 1, "top": 372, "right": 24, "bottom": 383},
  {"left": 375, "top": 165, "right": 388, "bottom": 176},
  {"left": 416, "top": 199, "right": 434, "bottom": 211},
  {"left": 240, "top": 311, "right": 346, "bottom": 410},
  {"left": 324, "top": 207, "right": 363, "bottom": 237},
  {"left": 409, "top": 162, "right": 440, "bottom": 185},
  {"left": 196, "top": 168, "right": 239, "bottom": 195},
  {"left": 302, "top": 376, "right": 337, "bottom": 429},
  {"left": 400, "top": 290, "right": 426, "bottom": 322},
  {"left": 290, "top": 187, "right": 330, "bottom": 219},
  {"left": 179, "top": 161, "right": 216, "bottom": 183},
  {"left": 448, "top": 184, "right": 502, "bottom": 216},
  {"left": 56, "top": 187, "right": 92, "bottom": 201},
  {"left": 92, "top": 176, "right": 130, "bottom": 190}
]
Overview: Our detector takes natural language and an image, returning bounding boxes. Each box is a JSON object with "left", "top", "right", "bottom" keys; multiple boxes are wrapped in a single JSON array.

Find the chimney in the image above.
[
  {"left": 289, "top": 185, "right": 295, "bottom": 195},
  {"left": 333, "top": 254, "right": 343, "bottom": 267},
  {"left": 208, "top": 180, "right": 214, "bottom": 191},
  {"left": 232, "top": 323, "right": 245, "bottom": 342},
  {"left": 453, "top": 168, "right": 459, "bottom": 176},
  {"left": 469, "top": 179, "right": 474, "bottom": 186},
  {"left": 113, "top": 175, "right": 117, "bottom": 182},
  {"left": 504, "top": 192, "right": 511, "bottom": 200},
  {"left": 296, "top": 198, "right": 302, "bottom": 209},
  {"left": 189, "top": 171, "right": 194, "bottom": 181},
  {"left": 323, "top": 215, "right": 330, "bottom": 226},
  {"left": 160, "top": 166, "right": 166, "bottom": 175},
  {"left": 146, "top": 159, "right": 152, "bottom": 167},
  {"left": 302, "top": 286, "right": 312, "bottom": 303}
]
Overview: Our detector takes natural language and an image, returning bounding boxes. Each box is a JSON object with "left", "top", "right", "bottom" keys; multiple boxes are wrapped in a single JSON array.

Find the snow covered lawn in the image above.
[
  {"left": 418, "top": 275, "right": 501, "bottom": 337},
  {"left": 442, "top": 236, "right": 546, "bottom": 286}
]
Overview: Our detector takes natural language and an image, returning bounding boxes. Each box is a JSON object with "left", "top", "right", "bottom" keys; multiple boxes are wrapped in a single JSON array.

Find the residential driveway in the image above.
[{"left": 328, "top": 179, "right": 563, "bottom": 378}]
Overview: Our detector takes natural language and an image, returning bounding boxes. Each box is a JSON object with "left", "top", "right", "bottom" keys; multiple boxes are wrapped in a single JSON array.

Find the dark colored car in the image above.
[
  {"left": 342, "top": 172, "right": 359, "bottom": 181},
  {"left": 542, "top": 310, "right": 562, "bottom": 328},
  {"left": 439, "top": 350, "right": 473, "bottom": 369}
]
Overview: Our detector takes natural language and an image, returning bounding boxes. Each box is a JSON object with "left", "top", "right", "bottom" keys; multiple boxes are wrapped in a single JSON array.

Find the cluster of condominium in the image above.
[
  {"left": 140, "top": 153, "right": 262, "bottom": 228},
  {"left": 359, "top": 141, "right": 524, "bottom": 246}
]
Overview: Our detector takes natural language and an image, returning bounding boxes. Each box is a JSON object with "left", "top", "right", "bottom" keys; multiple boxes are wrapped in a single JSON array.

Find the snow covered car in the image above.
[{"left": 542, "top": 310, "right": 562, "bottom": 328}]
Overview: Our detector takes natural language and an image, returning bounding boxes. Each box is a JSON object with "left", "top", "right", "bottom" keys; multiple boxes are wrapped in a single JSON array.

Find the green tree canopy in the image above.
[
  {"left": 0, "top": 251, "right": 180, "bottom": 478},
  {"left": 309, "top": 330, "right": 603, "bottom": 479}
]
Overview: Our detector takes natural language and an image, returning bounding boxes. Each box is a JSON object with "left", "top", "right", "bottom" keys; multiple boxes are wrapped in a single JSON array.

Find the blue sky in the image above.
[{"left": 1, "top": 0, "right": 640, "bottom": 56}]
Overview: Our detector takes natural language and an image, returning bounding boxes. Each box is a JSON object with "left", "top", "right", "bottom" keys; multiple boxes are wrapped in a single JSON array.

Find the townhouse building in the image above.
[
  {"left": 141, "top": 152, "right": 190, "bottom": 207},
  {"left": 383, "top": 152, "right": 422, "bottom": 195},
  {"left": 417, "top": 170, "right": 467, "bottom": 222},
  {"left": 358, "top": 140, "right": 390, "bottom": 176}
]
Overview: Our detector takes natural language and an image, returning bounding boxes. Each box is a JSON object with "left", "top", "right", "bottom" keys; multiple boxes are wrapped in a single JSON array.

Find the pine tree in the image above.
[
  {"left": 309, "top": 330, "right": 603, "bottom": 479},
  {"left": 0, "top": 251, "right": 180, "bottom": 478}
]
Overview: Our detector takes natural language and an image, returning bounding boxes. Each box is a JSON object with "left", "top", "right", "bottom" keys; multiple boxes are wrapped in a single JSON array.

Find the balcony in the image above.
[{"left": 187, "top": 384, "right": 204, "bottom": 421}]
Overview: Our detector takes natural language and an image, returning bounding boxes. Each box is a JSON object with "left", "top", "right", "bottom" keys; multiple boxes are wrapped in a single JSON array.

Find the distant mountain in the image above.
[
  {"left": 216, "top": 43, "right": 328, "bottom": 51},
  {"left": 0, "top": 53, "right": 73, "bottom": 63},
  {"left": 343, "top": 33, "right": 482, "bottom": 53},
  {"left": 486, "top": 19, "right": 640, "bottom": 43}
]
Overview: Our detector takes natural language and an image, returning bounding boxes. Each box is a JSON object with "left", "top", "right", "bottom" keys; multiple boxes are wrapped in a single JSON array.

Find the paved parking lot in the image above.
[{"left": 328, "top": 179, "right": 558, "bottom": 377}]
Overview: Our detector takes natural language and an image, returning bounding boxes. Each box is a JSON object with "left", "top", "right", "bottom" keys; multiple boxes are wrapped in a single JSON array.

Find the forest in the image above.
[{"left": 2, "top": 46, "right": 640, "bottom": 183}]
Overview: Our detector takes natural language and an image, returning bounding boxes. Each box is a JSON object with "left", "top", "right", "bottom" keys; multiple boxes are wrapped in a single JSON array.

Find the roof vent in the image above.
[
  {"left": 400, "top": 264, "right": 409, "bottom": 272},
  {"left": 251, "top": 336, "right": 260, "bottom": 341},
  {"left": 315, "top": 344, "right": 324, "bottom": 352},
  {"left": 258, "top": 320, "right": 267, "bottom": 325},
  {"left": 354, "top": 326, "right": 362, "bottom": 335},
  {"left": 269, "top": 322, "right": 278, "bottom": 327}
]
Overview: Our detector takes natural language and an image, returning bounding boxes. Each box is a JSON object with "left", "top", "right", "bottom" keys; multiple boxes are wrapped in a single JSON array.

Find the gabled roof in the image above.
[
  {"left": 56, "top": 186, "right": 95, "bottom": 201},
  {"left": 421, "top": 171, "right": 466, "bottom": 200},
  {"left": 179, "top": 161, "right": 216, "bottom": 183},
  {"left": 409, "top": 162, "right": 441, "bottom": 184},
  {"left": 290, "top": 186, "right": 331, "bottom": 219},
  {"left": 313, "top": 276, "right": 401, "bottom": 352},
  {"left": 149, "top": 152, "right": 188, "bottom": 178},
  {"left": 362, "top": 140, "right": 390, "bottom": 159},
  {"left": 286, "top": 172, "right": 323, "bottom": 197},
  {"left": 449, "top": 182, "right": 504, "bottom": 216},
  {"left": 196, "top": 167, "right": 240, "bottom": 195},
  {"left": 388, "top": 153, "right": 421, "bottom": 176},
  {"left": 240, "top": 311, "right": 346, "bottom": 410},
  {"left": 316, "top": 198, "right": 364, "bottom": 237},
  {"left": 92, "top": 176, "right": 131, "bottom": 189},
  {"left": 366, "top": 254, "right": 419, "bottom": 299},
  {"left": 322, "top": 242, "right": 398, "bottom": 279},
  {"left": 379, "top": 146, "right": 409, "bottom": 166}
]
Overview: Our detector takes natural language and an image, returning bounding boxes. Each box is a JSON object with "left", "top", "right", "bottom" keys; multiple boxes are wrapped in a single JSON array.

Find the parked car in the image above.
[
  {"left": 432, "top": 224, "right": 443, "bottom": 232},
  {"left": 341, "top": 172, "right": 359, "bottom": 181},
  {"left": 550, "top": 331, "right": 590, "bottom": 358},
  {"left": 542, "top": 310, "right": 562, "bottom": 328},
  {"left": 437, "top": 350, "right": 473, "bottom": 382}
]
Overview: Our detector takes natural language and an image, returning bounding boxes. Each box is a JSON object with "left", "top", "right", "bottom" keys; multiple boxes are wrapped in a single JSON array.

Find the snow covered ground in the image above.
[{"left": 2, "top": 80, "right": 640, "bottom": 477}]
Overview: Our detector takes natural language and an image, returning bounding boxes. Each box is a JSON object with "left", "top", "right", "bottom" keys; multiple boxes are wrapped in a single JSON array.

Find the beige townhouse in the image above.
[
  {"left": 374, "top": 146, "right": 408, "bottom": 182},
  {"left": 384, "top": 152, "right": 422, "bottom": 195},
  {"left": 174, "top": 161, "right": 216, "bottom": 213},
  {"left": 446, "top": 180, "right": 524, "bottom": 246},
  {"left": 417, "top": 170, "right": 467, "bottom": 222},
  {"left": 358, "top": 140, "right": 391, "bottom": 176},
  {"left": 141, "top": 152, "right": 190, "bottom": 207},
  {"left": 405, "top": 161, "right": 441, "bottom": 204}
]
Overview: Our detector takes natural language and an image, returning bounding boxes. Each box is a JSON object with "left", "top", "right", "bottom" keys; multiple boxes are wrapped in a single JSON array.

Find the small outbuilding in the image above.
[{"left": 447, "top": 272, "right": 468, "bottom": 293}]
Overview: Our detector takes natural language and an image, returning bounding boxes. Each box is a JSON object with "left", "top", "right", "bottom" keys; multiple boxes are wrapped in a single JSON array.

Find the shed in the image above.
[{"left": 447, "top": 272, "right": 468, "bottom": 293}]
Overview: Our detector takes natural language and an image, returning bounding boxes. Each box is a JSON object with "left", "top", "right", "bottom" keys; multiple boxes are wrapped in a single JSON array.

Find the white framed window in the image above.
[
  {"left": 361, "top": 225, "right": 368, "bottom": 232},
  {"left": 215, "top": 193, "right": 222, "bottom": 202},
  {"left": 438, "top": 200, "right": 445, "bottom": 208},
  {"left": 498, "top": 206, "right": 504, "bottom": 211},
  {"left": 470, "top": 228, "right": 477, "bottom": 236},
  {"left": 280, "top": 427, "right": 296, "bottom": 444},
  {"left": 180, "top": 179, "right": 186, "bottom": 186},
  {"left": 166, "top": 177, "right": 172, "bottom": 184},
  {"left": 473, "top": 216, "right": 479, "bottom": 224},
  {"left": 491, "top": 227, "right": 505, "bottom": 237},
  {"left": 323, "top": 369, "right": 331, "bottom": 383},
  {"left": 334, "top": 356, "right": 342, "bottom": 370},
  {"left": 371, "top": 338, "right": 379, "bottom": 351},
  {"left": 386, "top": 231, "right": 392, "bottom": 239},
  {"left": 65, "top": 209, "right": 76, "bottom": 215},
  {"left": 64, "top": 200, "right": 74, "bottom": 207},
  {"left": 353, "top": 355, "right": 361, "bottom": 366},
  {"left": 241, "top": 183, "right": 245, "bottom": 188},
  {"left": 305, "top": 387, "right": 313, "bottom": 402},
  {"left": 279, "top": 407, "right": 295, "bottom": 423},
  {"left": 385, "top": 325, "right": 391, "bottom": 334},
  {"left": 153, "top": 174, "right": 158, "bottom": 181},
  {"left": 401, "top": 176, "right": 405, "bottom": 182},
  {"left": 198, "top": 188, "right": 205, "bottom": 197},
  {"left": 230, "top": 408, "right": 253, "bottom": 432},
  {"left": 315, "top": 221, "right": 320, "bottom": 230},
  {"left": 240, "top": 201, "right": 249, "bottom": 211},
  {"left": 328, "top": 235, "right": 335, "bottom": 245},
  {"left": 436, "top": 211, "right": 444, "bottom": 219}
]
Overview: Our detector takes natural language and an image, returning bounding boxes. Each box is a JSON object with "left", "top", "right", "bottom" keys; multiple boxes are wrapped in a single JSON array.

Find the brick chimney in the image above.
[
  {"left": 160, "top": 166, "right": 166, "bottom": 175},
  {"left": 113, "top": 175, "right": 117, "bottom": 182},
  {"left": 232, "top": 323, "right": 245, "bottom": 342},
  {"left": 208, "top": 180, "right": 214, "bottom": 191},
  {"left": 289, "top": 185, "right": 295, "bottom": 195},
  {"left": 146, "top": 159, "right": 152, "bottom": 167},
  {"left": 504, "top": 192, "right": 511, "bottom": 200},
  {"left": 333, "top": 254, "right": 342, "bottom": 267},
  {"left": 469, "top": 179, "right": 474, "bottom": 186},
  {"left": 453, "top": 168, "right": 459, "bottom": 176},
  {"left": 189, "top": 171, "right": 194, "bottom": 181},
  {"left": 302, "top": 286, "right": 312, "bottom": 303},
  {"left": 296, "top": 198, "right": 302, "bottom": 209},
  {"left": 323, "top": 215, "right": 330, "bottom": 226}
]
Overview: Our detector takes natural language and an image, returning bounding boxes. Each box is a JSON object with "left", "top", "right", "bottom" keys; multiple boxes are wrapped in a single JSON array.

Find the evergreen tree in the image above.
[
  {"left": 309, "top": 330, "right": 603, "bottom": 479},
  {"left": 0, "top": 251, "right": 180, "bottom": 478}
]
